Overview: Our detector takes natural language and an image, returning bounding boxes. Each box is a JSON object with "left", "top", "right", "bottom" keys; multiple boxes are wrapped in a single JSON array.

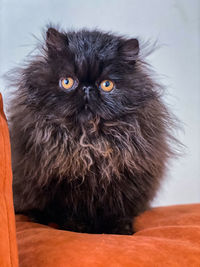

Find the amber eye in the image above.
[
  {"left": 99, "top": 80, "right": 114, "bottom": 92},
  {"left": 59, "top": 77, "right": 74, "bottom": 90}
]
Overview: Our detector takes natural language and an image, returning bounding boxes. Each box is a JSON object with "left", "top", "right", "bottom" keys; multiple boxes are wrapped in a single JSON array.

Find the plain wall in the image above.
[{"left": 0, "top": 0, "right": 199, "bottom": 206}]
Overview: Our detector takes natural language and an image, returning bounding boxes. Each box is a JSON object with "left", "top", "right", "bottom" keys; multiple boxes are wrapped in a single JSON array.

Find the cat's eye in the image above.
[
  {"left": 99, "top": 80, "right": 114, "bottom": 92},
  {"left": 59, "top": 77, "right": 74, "bottom": 90}
]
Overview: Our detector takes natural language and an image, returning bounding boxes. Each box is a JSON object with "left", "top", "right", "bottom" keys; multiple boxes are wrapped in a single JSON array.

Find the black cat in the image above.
[{"left": 9, "top": 27, "right": 177, "bottom": 234}]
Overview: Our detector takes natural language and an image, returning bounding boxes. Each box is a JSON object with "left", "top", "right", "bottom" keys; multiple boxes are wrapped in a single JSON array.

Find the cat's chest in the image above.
[{"left": 26, "top": 121, "right": 132, "bottom": 188}]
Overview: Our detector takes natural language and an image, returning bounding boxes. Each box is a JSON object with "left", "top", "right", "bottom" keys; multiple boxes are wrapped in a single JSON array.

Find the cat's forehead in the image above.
[
  {"left": 65, "top": 30, "right": 120, "bottom": 81},
  {"left": 68, "top": 30, "right": 119, "bottom": 61}
]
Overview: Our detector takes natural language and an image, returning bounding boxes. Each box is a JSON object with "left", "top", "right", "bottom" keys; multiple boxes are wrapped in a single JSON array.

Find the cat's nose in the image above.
[{"left": 82, "top": 86, "right": 93, "bottom": 99}]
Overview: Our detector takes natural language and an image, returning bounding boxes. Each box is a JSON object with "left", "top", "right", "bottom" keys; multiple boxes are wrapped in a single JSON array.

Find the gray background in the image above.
[{"left": 0, "top": 0, "right": 199, "bottom": 206}]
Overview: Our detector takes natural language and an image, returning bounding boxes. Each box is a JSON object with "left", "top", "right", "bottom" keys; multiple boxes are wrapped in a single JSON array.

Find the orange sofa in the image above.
[{"left": 1, "top": 92, "right": 200, "bottom": 267}]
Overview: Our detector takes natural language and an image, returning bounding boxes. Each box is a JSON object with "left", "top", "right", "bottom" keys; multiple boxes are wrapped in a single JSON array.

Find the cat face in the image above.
[{"left": 24, "top": 28, "right": 153, "bottom": 124}]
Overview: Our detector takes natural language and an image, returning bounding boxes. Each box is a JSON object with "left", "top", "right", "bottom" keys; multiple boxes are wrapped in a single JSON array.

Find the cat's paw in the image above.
[
  {"left": 111, "top": 223, "right": 134, "bottom": 235},
  {"left": 104, "top": 217, "right": 135, "bottom": 235}
]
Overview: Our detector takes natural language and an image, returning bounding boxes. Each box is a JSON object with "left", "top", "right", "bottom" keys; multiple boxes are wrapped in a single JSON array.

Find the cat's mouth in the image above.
[
  {"left": 84, "top": 103, "right": 90, "bottom": 111},
  {"left": 78, "top": 103, "right": 94, "bottom": 122}
]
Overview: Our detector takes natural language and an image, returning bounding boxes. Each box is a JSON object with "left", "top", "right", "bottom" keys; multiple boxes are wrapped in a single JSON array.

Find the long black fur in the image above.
[{"left": 8, "top": 27, "right": 177, "bottom": 234}]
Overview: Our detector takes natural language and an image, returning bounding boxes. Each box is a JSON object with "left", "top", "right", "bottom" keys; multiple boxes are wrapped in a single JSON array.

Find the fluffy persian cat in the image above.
[{"left": 8, "top": 27, "right": 176, "bottom": 235}]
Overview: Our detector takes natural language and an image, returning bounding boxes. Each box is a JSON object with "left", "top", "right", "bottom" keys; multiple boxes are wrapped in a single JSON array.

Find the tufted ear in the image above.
[
  {"left": 46, "top": 27, "right": 68, "bottom": 53},
  {"left": 119, "top": 38, "right": 139, "bottom": 62}
]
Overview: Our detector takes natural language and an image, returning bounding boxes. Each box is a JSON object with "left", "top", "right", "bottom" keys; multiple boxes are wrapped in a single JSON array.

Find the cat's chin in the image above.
[{"left": 78, "top": 104, "right": 94, "bottom": 123}]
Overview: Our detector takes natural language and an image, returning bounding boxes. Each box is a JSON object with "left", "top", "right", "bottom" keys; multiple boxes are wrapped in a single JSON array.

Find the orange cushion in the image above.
[
  {"left": 0, "top": 94, "right": 19, "bottom": 267},
  {"left": 16, "top": 204, "right": 200, "bottom": 267}
]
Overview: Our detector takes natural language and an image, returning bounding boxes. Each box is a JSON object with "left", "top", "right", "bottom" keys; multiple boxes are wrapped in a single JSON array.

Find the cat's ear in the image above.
[
  {"left": 119, "top": 38, "right": 139, "bottom": 62},
  {"left": 46, "top": 27, "right": 68, "bottom": 53}
]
